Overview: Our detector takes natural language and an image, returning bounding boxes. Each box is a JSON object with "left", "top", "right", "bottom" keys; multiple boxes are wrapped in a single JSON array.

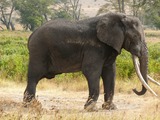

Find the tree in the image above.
[
  {"left": 97, "top": 0, "right": 127, "bottom": 15},
  {"left": 14, "top": 0, "right": 82, "bottom": 31},
  {"left": 0, "top": 0, "right": 15, "bottom": 30},
  {"left": 144, "top": 0, "right": 160, "bottom": 28},
  {"left": 96, "top": 0, "right": 150, "bottom": 24},
  {"left": 15, "top": 0, "right": 52, "bottom": 31},
  {"left": 118, "top": 0, "right": 125, "bottom": 13},
  {"left": 51, "top": 0, "right": 82, "bottom": 21}
]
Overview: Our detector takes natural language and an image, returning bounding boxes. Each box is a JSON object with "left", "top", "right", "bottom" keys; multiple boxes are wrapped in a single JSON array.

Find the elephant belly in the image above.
[
  {"left": 51, "top": 60, "right": 82, "bottom": 73},
  {"left": 49, "top": 52, "right": 82, "bottom": 74}
]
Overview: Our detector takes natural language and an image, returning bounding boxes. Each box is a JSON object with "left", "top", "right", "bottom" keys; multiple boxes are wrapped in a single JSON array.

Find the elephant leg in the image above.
[
  {"left": 84, "top": 75, "right": 100, "bottom": 111},
  {"left": 24, "top": 78, "right": 38, "bottom": 102},
  {"left": 82, "top": 65, "right": 102, "bottom": 111},
  {"left": 101, "top": 63, "right": 117, "bottom": 110},
  {"left": 23, "top": 57, "right": 47, "bottom": 102}
]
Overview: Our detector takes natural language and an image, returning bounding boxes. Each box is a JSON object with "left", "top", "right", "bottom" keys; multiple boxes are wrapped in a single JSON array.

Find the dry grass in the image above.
[
  {"left": 145, "top": 30, "right": 160, "bottom": 35},
  {"left": 0, "top": 30, "right": 31, "bottom": 38},
  {"left": 1, "top": 77, "right": 160, "bottom": 120},
  {"left": 37, "top": 76, "right": 88, "bottom": 92},
  {"left": 145, "top": 30, "right": 160, "bottom": 43}
]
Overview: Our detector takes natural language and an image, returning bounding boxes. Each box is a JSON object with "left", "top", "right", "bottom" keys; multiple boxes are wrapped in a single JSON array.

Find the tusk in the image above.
[
  {"left": 136, "top": 58, "right": 160, "bottom": 86},
  {"left": 133, "top": 55, "right": 158, "bottom": 97},
  {"left": 148, "top": 75, "right": 160, "bottom": 86}
]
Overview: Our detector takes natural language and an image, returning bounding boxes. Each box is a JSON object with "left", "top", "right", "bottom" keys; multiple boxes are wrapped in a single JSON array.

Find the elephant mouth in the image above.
[{"left": 132, "top": 55, "right": 159, "bottom": 97}]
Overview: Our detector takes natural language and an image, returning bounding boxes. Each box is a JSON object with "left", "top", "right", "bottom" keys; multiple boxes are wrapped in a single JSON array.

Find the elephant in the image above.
[{"left": 23, "top": 12, "right": 159, "bottom": 111}]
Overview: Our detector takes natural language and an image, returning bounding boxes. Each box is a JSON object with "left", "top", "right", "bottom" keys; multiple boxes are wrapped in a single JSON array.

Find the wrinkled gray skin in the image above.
[{"left": 24, "top": 13, "right": 148, "bottom": 110}]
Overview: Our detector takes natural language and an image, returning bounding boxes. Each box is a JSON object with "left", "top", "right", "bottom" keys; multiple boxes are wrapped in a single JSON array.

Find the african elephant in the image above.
[{"left": 24, "top": 12, "right": 159, "bottom": 111}]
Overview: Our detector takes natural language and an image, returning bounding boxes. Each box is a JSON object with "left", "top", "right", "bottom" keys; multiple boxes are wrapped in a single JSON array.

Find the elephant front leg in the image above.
[
  {"left": 83, "top": 68, "right": 101, "bottom": 111},
  {"left": 101, "top": 63, "right": 117, "bottom": 110},
  {"left": 84, "top": 79, "right": 100, "bottom": 111}
]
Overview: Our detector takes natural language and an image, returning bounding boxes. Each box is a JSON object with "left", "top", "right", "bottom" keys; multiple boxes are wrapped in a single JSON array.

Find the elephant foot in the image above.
[
  {"left": 23, "top": 92, "right": 35, "bottom": 103},
  {"left": 23, "top": 98, "right": 42, "bottom": 108},
  {"left": 84, "top": 99, "right": 97, "bottom": 112},
  {"left": 102, "top": 102, "right": 117, "bottom": 110}
]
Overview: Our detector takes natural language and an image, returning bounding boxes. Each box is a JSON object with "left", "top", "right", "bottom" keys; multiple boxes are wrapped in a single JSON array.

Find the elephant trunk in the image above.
[
  {"left": 133, "top": 43, "right": 148, "bottom": 95},
  {"left": 132, "top": 43, "right": 158, "bottom": 96}
]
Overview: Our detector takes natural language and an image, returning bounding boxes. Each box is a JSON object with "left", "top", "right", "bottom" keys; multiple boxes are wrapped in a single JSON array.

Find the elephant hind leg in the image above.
[{"left": 24, "top": 57, "right": 47, "bottom": 102}]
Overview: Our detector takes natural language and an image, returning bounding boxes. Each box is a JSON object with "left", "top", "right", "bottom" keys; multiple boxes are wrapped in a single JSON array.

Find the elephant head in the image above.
[{"left": 97, "top": 13, "right": 159, "bottom": 96}]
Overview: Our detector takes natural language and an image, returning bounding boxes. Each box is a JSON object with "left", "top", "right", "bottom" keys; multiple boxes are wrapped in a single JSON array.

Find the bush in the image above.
[
  {"left": 116, "top": 50, "right": 135, "bottom": 79},
  {"left": 148, "top": 43, "right": 160, "bottom": 73},
  {"left": 0, "top": 31, "right": 29, "bottom": 81}
]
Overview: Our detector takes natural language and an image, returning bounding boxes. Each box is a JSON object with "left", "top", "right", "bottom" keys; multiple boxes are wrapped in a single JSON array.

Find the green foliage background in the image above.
[
  {"left": 0, "top": 31, "right": 29, "bottom": 81},
  {"left": 0, "top": 31, "right": 159, "bottom": 82}
]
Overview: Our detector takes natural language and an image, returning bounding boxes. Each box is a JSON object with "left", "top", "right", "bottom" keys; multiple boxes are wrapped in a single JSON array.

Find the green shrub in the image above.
[
  {"left": 116, "top": 50, "right": 135, "bottom": 79},
  {"left": 0, "top": 55, "right": 28, "bottom": 80},
  {"left": 0, "top": 32, "right": 29, "bottom": 81},
  {"left": 148, "top": 43, "right": 160, "bottom": 73}
]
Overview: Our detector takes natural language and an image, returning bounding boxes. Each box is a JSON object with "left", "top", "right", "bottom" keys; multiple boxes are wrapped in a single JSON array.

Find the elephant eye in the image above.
[
  {"left": 133, "top": 23, "right": 138, "bottom": 28},
  {"left": 133, "top": 35, "right": 138, "bottom": 39},
  {"left": 133, "top": 32, "right": 141, "bottom": 40},
  {"left": 132, "top": 34, "right": 137, "bottom": 39}
]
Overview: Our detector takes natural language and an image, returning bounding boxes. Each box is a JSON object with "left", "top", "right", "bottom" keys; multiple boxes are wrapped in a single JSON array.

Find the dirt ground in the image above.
[{"left": 0, "top": 85, "right": 160, "bottom": 120}]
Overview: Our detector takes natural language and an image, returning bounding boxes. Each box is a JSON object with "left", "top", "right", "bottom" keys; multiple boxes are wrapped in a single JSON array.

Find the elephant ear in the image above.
[{"left": 97, "top": 18, "right": 125, "bottom": 54}]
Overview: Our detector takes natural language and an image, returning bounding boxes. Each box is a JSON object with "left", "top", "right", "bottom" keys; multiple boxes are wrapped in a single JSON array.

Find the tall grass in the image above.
[
  {"left": 0, "top": 30, "right": 159, "bottom": 82},
  {"left": 0, "top": 31, "right": 30, "bottom": 81},
  {"left": 148, "top": 43, "right": 160, "bottom": 74},
  {"left": 116, "top": 50, "right": 135, "bottom": 79}
]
